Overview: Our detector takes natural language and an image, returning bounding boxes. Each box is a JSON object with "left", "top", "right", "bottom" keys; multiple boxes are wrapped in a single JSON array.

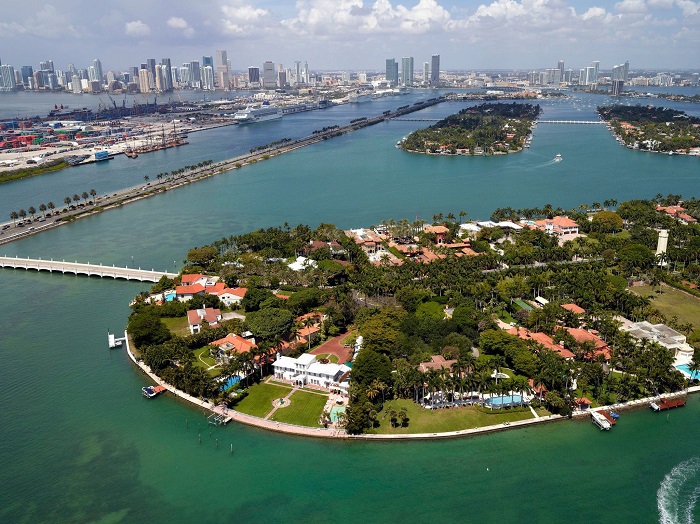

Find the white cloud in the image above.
[
  {"left": 580, "top": 6, "right": 609, "bottom": 20},
  {"left": 219, "top": 2, "right": 271, "bottom": 34},
  {"left": 647, "top": 0, "right": 674, "bottom": 8},
  {"left": 675, "top": 0, "right": 700, "bottom": 15},
  {"left": 615, "top": 0, "right": 648, "bottom": 13},
  {"left": 124, "top": 20, "right": 151, "bottom": 37},
  {"left": 167, "top": 16, "right": 195, "bottom": 37},
  {"left": 282, "top": 0, "right": 451, "bottom": 36}
]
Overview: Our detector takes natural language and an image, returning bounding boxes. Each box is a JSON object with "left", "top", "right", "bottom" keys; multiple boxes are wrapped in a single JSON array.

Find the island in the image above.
[
  {"left": 399, "top": 102, "right": 541, "bottom": 156},
  {"left": 597, "top": 104, "right": 700, "bottom": 155},
  {"left": 126, "top": 195, "right": 700, "bottom": 438}
]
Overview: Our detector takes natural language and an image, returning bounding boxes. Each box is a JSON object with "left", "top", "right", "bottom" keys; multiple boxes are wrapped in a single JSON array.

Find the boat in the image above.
[
  {"left": 609, "top": 412, "right": 620, "bottom": 419},
  {"left": 650, "top": 397, "right": 685, "bottom": 411},
  {"left": 591, "top": 411, "right": 612, "bottom": 430},
  {"left": 554, "top": 153, "right": 562, "bottom": 162},
  {"left": 233, "top": 103, "right": 283, "bottom": 124},
  {"left": 142, "top": 385, "right": 167, "bottom": 398},
  {"left": 124, "top": 150, "right": 139, "bottom": 159},
  {"left": 349, "top": 91, "right": 373, "bottom": 103}
]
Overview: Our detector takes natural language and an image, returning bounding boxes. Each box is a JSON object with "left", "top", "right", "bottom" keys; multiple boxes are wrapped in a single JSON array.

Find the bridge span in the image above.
[
  {"left": 537, "top": 120, "right": 605, "bottom": 124},
  {"left": 0, "top": 256, "right": 177, "bottom": 282}
]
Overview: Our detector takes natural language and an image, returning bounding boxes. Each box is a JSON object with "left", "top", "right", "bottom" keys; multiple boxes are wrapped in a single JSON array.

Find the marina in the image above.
[{"left": 650, "top": 397, "right": 686, "bottom": 411}]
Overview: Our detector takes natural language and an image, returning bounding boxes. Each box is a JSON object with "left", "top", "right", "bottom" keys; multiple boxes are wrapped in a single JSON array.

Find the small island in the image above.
[
  {"left": 598, "top": 104, "right": 700, "bottom": 156},
  {"left": 125, "top": 195, "right": 700, "bottom": 438},
  {"left": 399, "top": 102, "right": 541, "bottom": 156}
]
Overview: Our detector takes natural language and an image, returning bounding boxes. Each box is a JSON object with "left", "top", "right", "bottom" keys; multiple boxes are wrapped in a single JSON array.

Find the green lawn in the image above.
[
  {"left": 632, "top": 285, "right": 700, "bottom": 329},
  {"left": 235, "top": 382, "right": 292, "bottom": 418},
  {"left": 162, "top": 316, "right": 191, "bottom": 337},
  {"left": 313, "top": 353, "right": 339, "bottom": 364},
  {"left": 270, "top": 390, "right": 328, "bottom": 427},
  {"left": 367, "top": 399, "right": 538, "bottom": 434}
]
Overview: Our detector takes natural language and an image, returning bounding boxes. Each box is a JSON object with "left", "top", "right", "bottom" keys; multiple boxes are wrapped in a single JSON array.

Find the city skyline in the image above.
[{"left": 1, "top": 1, "right": 699, "bottom": 70}]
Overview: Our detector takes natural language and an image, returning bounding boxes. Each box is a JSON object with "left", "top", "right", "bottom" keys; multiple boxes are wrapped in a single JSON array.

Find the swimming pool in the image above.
[
  {"left": 675, "top": 364, "right": 700, "bottom": 380},
  {"left": 219, "top": 376, "right": 241, "bottom": 391},
  {"left": 330, "top": 405, "right": 346, "bottom": 422},
  {"left": 486, "top": 395, "right": 523, "bottom": 407},
  {"left": 164, "top": 292, "right": 175, "bottom": 302}
]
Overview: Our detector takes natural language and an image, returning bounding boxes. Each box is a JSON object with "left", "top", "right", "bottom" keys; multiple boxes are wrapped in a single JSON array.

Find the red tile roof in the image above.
[
  {"left": 176, "top": 283, "right": 205, "bottom": 295},
  {"left": 181, "top": 274, "right": 204, "bottom": 284},
  {"left": 561, "top": 303, "right": 585, "bottom": 314},
  {"left": 508, "top": 327, "right": 575, "bottom": 359},
  {"left": 212, "top": 333, "right": 257, "bottom": 354}
]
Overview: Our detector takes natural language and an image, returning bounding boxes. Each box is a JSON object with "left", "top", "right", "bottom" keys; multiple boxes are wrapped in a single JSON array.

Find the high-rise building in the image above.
[
  {"left": 563, "top": 69, "right": 573, "bottom": 83},
  {"left": 93, "top": 59, "right": 103, "bottom": 83},
  {"left": 201, "top": 65, "right": 214, "bottom": 90},
  {"left": 215, "top": 50, "right": 228, "bottom": 72},
  {"left": 401, "top": 57, "right": 414, "bottom": 86},
  {"left": 422, "top": 62, "right": 429, "bottom": 85},
  {"left": 216, "top": 66, "right": 229, "bottom": 89},
  {"left": 39, "top": 60, "right": 54, "bottom": 72},
  {"left": 262, "top": 60, "right": 276, "bottom": 88},
  {"left": 20, "top": 65, "right": 33, "bottom": 85},
  {"left": 303, "top": 62, "right": 309, "bottom": 84},
  {"left": 187, "top": 60, "right": 201, "bottom": 88},
  {"left": 0, "top": 64, "right": 17, "bottom": 91},
  {"left": 385, "top": 58, "right": 398, "bottom": 86},
  {"left": 294, "top": 61, "right": 302, "bottom": 85},
  {"left": 179, "top": 66, "right": 189, "bottom": 85},
  {"left": 623, "top": 61, "right": 629, "bottom": 82},
  {"left": 277, "top": 70, "right": 286, "bottom": 88},
  {"left": 611, "top": 80, "right": 624, "bottom": 96},
  {"left": 557, "top": 60, "right": 565, "bottom": 78},
  {"left": 431, "top": 54, "right": 440, "bottom": 85},
  {"left": 154, "top": 65, "right": 166, "bottom": 92},
  {"left": 592, "top": 61, "right": 599, "bottom": 84},
  {"left": 248, "top": 66, "right": 260, "bottom": 86},
  {"left": 202, "top": 56, "right": 213, "bottom": 68},
  {"left": 146, "top": 59, "right": 156, "bottom": 81},
  {"left": 161, "top": 58, "right": 172, "bottom": 91},
  {"left": 138, "top": 68, "right": 152, "bottom": 93}
]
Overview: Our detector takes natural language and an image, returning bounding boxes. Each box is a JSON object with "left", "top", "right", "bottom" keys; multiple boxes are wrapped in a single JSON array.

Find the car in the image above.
[
  {"left": 1, "top": 225, "right": 9, "bottom": 230},
  {"left": 38, "top": 217, "right": 45, "bottom": 222}
]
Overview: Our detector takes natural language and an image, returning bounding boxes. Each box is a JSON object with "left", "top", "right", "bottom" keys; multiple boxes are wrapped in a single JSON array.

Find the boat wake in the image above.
[{"left": 658, "top": 457, "right": 700, "bottom": 524}]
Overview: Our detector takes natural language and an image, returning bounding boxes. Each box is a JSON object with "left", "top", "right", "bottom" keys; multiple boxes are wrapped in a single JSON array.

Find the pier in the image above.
[{"left": 0, "top": 256, "right": 177, "bottom": 282}]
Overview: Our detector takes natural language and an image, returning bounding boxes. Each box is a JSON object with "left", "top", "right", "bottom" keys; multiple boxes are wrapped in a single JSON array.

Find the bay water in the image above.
[{"left": 1, "top": 89, "right": 699, "bottom": 523}]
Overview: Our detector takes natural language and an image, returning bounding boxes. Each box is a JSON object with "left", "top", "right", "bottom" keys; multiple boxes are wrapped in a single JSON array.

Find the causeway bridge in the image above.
[
  {"left": 538, "top": 120, "right": 604, "bottom": 124},
  {"left": 0, "top": 256, "right": 177, "bottom": 282}
]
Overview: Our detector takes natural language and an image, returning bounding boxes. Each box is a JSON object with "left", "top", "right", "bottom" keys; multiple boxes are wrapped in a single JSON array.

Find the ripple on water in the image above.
[{"left": 658, "top": 457, "right": 700, "bottom": 524}]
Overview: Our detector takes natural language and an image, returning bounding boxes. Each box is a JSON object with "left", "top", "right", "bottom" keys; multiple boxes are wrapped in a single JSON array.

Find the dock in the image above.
[
  {"left": 650, "top": 397, "right": 686, "bottom": 411},
  {"left": 591, "top": 411, "right": 612, "bottom": 430}
]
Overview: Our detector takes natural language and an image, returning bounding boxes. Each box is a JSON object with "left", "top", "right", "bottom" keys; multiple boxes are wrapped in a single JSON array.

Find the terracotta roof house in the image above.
[
  {"left": 563, "top": 327, "right": 611, "bottom": 361},
  {"left": 215, "top": 287, "right": 247, "bottom": 307},
  {"left": 508, "top": 326, "right": 575, "bottom": 360},
  {"left": 561, "top": 303, "right": 586, "bottom": 315},
  {"left": 530, "top": 216, "right": 579, "bottom": 237},
  {"left": 187, "top": 307, "right": 222, "bottom": 334},
  {"left": 175, "top": 283, "right": 206, "bottom": 302}
]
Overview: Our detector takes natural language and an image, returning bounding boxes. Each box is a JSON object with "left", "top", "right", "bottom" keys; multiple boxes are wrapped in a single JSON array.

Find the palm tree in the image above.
[
  {"left": 89, "top": 189, "right": 97, "bottom": 203},
  {"left": 72, "top": 194, "right": 80, "bottom": 204},
  {"left": 302, "top": 317, "right": 315, "bottom": 351},
  {"left": 64, "top": 197, "right": 71, "bottom": 207},
  {"left": 81, "top": 192, "right": 89, "bottom": 205},
  {"left": 39, "top": 204, "right": 47, "bottom": 217},
  {"left": 366, "top": 382, "right": 379, "bottom": 402},
  {"left": 144, "top": 175, "right": 150, "bottom": 182},
  {"left": 18, "top": 209, "right": 26, "bottom": 220},
  {"left": 459, "top": 210, "right": 467, "bottom": 223},
  {"left": 28, "top": 206, "right": 36, "bottom": 220},
  {"left": 10, "top": 211, "right": 18, "bottom": 225}
]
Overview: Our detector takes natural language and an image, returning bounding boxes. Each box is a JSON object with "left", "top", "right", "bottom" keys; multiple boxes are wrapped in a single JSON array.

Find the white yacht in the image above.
[
  {"left": 233, "top": 103, "right": 283, "bottom": 124},
  {"left": 554, "top": 153, "right": 562, "bottom": 162}
]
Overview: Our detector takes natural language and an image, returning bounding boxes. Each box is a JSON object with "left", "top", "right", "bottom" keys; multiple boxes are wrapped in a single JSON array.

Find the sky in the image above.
[{"left": 1, "top": 0, "right": 698, "bottom": 72}]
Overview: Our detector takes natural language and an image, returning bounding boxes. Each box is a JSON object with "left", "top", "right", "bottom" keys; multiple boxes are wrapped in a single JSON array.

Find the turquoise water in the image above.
[
  {"left": 219, "top": 376, "right": 241, "bottom": 391},
  {"left": 1, "top": 91, "right": 700, "bottom": 522},
  {"left": 330, "top": 405, "right": 346, "bottom": 422},
  {"left": 676, "top": 364, "right": 700, "bottom": 380},
  {"left": 486, "top": 395, "right": 523, "bottom": 406}
]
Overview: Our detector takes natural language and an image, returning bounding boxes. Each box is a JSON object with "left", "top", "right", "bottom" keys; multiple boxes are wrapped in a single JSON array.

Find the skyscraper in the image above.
[
  {"left": 161, "top": 58, "right": 173, "bottom": 91},
  {"left": 146, "top": 59, "right": 156, "bottom": 82},
  {"left": 215, "top": 50, "right": 228, "bottom": 71},
  {"left": 138, "top": 69, "right": 152, "bottom": 93},
  {"left": 248, "top": 66, "right": 260, "bottom": 86},
  {"left": 20, "top": 65, "right": 33, "bottom": 85},
  {"left": 0, "top": 64, "right": 17, "bottom": 91},
  {"left": 592, "top": 61, "right": 600, "bottom": 84},
  {"left": 423, "top": 62, "right": 429, "bottom": 85},
  {"left": 262, "top": 60, "right": 276, "bottom": 89},
  {"left": 385, "top": 58, "right": 398, "bottom": 86},
  {"left": 202, "top": 56, "right": 213, "bottom": 68},
  {"left": 188, "top": 60, "right": 201, "bottom": 88},
  {"left": 201, "top": 66, "right": 214, "bottom": 90},
  {"left": 623, "top": 61, "right": 629, "bottom": 82},
  {"left": 93, "top": 59, "right": 103, "bottom": 83},
  {"left": 400, "top": 57, "right": 414, "bottom": 87},
  {"left": 431, "top": 54, "right": 440, "bottom": 85},
  {"left": 294, "top": 61, "right": 302, "bottom": 85},
  {"left": 557, "top": 60, "right": 565, "bottom": 78}
]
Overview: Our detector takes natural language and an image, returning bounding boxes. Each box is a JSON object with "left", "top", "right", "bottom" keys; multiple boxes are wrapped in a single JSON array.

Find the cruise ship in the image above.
[
  {"left": 233, "top": 103, "right": 283, "bottom": 124},
  {"left": 349, "top": 91, "right": 373, "bottom": 103}
]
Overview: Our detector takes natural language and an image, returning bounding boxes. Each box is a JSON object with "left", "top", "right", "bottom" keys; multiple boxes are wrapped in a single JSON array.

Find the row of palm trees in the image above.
[
  {"left": 153, "top": 160, "right": 214, "bottom": 183},
  {"left": 8, "top": 188, "right": 97, "bottom": 224}
]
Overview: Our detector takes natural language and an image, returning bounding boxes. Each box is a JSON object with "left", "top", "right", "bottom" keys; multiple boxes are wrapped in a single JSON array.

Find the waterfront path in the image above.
[{"left": 0, "top": 255, "right": 176, "bottom": 282}]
